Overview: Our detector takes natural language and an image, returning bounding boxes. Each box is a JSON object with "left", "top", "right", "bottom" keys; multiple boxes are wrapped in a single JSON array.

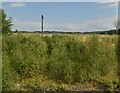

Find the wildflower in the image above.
[
  {"left": 16, "top": 84, "right": 20, "bottom": 89},
  {"left": 99, "top": 39, "right": 101, "bottom": 42}
]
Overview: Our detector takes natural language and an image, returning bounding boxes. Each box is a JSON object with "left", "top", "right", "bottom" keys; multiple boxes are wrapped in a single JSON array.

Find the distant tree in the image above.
[
  {"left": 15, "top": 29, "right": 18, "bottom": 33},
  {"left": 0, "top": 9, "right": 13, "bottom": 34}
]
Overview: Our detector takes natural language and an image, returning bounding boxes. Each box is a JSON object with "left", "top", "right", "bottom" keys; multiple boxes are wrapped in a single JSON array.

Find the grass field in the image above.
[{"left": 2, "top": 33, "right": 120, "bottom": 91}]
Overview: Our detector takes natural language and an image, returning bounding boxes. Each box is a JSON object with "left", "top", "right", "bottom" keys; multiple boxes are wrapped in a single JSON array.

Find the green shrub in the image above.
[{"left": 2, "top": 33, "right": 119, "bottom": 91}]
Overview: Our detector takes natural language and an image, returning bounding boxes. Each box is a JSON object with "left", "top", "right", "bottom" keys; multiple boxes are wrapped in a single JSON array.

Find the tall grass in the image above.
[{"left": 2, "top": 33, "right": 119, "bottom": 91}]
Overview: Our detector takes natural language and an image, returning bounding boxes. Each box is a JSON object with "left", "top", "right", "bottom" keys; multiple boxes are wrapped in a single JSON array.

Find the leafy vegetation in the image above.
[
  {"left": 0, "top": 9, "right": 12, "bottom": 34},
  {"left": 1, "top": 9, "right": 120, "bottom": 92},
  {"left": 2, "top": 33, "right": 119, "bottom": 91}
]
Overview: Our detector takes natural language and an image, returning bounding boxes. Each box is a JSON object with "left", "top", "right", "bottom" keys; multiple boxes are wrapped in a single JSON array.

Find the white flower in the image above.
[
  {"left": 112, "top": 44, "right": 115, "bottom": 47},
  {"left": 16, "top": 84, "right": 20, "bottom": 89}
]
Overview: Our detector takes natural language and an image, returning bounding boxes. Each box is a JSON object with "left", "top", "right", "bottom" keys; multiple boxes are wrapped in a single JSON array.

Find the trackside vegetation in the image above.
[{"left": 2, "top": 33, "right": 119, "bottom": 91}]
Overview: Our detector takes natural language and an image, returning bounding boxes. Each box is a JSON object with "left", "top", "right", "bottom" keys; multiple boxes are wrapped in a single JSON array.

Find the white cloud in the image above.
[
  {"left": 9, "top": 2, "right": 26, "bottom": 8},
  {"left": 12, "top": 16, "right": 117, "bottom": 32},
  {"left": 97, "top": 0, "right": 118, "bottom": 2},
  {"left": 2, "top": 0, "right": 119, "bottom": 2},
  {"left": 97, "top": 2, "right": 118, "bottom": 8},
  {"left": 78, "top": 16, "right": 117, "bottom": 32},
  {"left": 12, "top": 20, "right": 40, "bottom": 31}
]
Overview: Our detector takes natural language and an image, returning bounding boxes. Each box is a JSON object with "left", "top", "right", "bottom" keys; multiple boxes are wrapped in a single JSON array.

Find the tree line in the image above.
[{"left": 0, "top": 9, "right": 119, "bottom": 35}]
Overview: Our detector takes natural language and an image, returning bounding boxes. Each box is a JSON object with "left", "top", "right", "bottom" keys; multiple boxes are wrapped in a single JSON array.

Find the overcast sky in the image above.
[{"left": 2, "top": 2, "right": 118, "bottom": 32}]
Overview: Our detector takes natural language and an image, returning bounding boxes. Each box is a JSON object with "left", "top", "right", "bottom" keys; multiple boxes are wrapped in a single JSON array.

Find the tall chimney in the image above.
[{"left": 41, "top": 15, "right": 44, "bottom": 36}]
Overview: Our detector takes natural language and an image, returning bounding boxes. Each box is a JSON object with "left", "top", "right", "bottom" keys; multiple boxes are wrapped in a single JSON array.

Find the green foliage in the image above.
[
  {"left": 2, "top": 33, "right": 119, "bottom": 91},
  {"left": 0, "top": 9, "right": 13, "bottom": 34},
  {"left": 0, "top": 9, "right": 2, "bottom": 31}
]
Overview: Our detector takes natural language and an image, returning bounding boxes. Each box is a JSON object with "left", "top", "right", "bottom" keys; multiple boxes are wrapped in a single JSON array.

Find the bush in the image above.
[{"left": 2, "top": 33, "right": 119, "bottom": 91}]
